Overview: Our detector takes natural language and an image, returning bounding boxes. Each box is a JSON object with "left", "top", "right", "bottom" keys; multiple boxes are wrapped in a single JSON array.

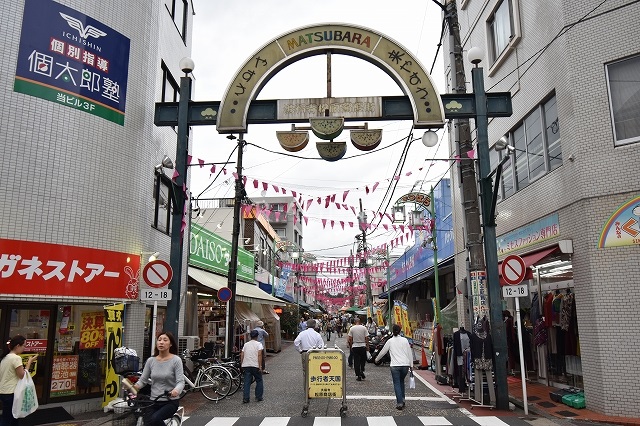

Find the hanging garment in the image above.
[
  {"left": 533, "top": 318, "right": 548, "bottom": 346},
  {"left": 543, "top": 292, "right": 554, "bottom": 327},
  {"left": 470, "top": 332, "right": 494, "bottom": 371},
  {"left": 552, "top": 293, "right": 564, "bottom": 326},
  {"left": 530, "top": 292, "right": 541, "bottom": 325},
  {"left": 560, "top": 292, "right": 574, "bottom": 331}
]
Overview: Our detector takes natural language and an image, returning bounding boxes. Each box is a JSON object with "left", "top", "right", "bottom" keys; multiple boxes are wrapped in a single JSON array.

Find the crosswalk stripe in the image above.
[
  {"left": 469, "top": 417, "right": 510, "bottom": 426},
  {"left": 260, "top": 417, "right": 292, "bottom": 426},
  {"left": 312, "top": 417, "right": 342, "bottom": 426},
  {"left": 366, "top": 416, "right": 397, "bottom": 426},
  {"left": 418, "top": 416, "right": 453, "bottom": 425},
  {"left": 204, "top": 417, "right": 238, "bottom": 426}
]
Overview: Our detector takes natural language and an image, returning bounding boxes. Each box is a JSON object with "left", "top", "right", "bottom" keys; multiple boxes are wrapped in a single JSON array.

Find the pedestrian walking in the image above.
[
  {"left": 0, "top": 336, "right": 38, "bottom": 426},
  {"left": 298, "top": 317, "right": 307, "bottom": 334},
  {"left": 294, "top": 319, "right": 324, "bottom": 369},
  {"left": 253, "top": 320, "right": 270, "bottom": 374},
  {"left": 347, "top": 317, "right": 368, "bottom": 381},
  {"left": 240, "top": 330, "right": 264, "bottom": 403},
  {"left": 375, "top": 324, "right": 414, "bottom": 410}
]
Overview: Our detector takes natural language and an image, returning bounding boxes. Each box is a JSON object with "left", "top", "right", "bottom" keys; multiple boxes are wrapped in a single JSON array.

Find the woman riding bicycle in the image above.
[{"left": 129, "top": 331, "right": 184, "bottom": 426}]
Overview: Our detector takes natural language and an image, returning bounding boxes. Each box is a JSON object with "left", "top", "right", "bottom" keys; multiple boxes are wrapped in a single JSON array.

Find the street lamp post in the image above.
[
  {"left": 357, "top": 199, "right": 372, "bottom": 317},
  {"left": 292, "top": 251, "right": 302, "bottom": 323},
  {"left": 469, "top": 47, "right": 509, "bottom": 410},
  {"left": 166, "top": 57, "right": 194, "bottom": 338}
]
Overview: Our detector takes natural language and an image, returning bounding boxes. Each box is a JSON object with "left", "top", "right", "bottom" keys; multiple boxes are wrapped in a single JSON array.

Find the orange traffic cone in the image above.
[{"left": 419, "top": 336, "right": 428, "bottom": 369}]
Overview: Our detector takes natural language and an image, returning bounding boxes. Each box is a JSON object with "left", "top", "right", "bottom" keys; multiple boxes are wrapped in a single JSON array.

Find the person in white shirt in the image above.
[
  {"left": 240, "top": 330, "right": 264, "bottom": 403},
  {"left": 375, "top": 324, "right": 414, "bottom": 410},
  {"left": 347, "top": 317, "right": 369, "bottom": 381},
  {"left": 293, "top": 319, "right": 324, "bottom": 369}
]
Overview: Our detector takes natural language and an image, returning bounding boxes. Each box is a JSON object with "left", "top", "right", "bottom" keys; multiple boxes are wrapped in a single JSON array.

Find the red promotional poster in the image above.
[{"left": 0, "top": 238, "right": 140, "bottom": 299}]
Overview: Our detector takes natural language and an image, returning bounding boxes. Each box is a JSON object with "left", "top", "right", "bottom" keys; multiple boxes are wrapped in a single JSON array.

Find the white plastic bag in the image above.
[
  {"left": 13, "top": 373, "right": 38, "bottom": 418},
  {"left": 366, "top": 351, "right": 372, "bottom": 361},
  {"left": 409, "top": 370, "right": 416, "bottom": 389}
]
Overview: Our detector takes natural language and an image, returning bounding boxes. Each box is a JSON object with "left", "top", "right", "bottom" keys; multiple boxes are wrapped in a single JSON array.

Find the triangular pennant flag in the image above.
[
  {"left": 383, "top": 224, "right": 389, "bottom": 231},
  {"left": 187, "top": 155, "right": 192, "bottom": 165},
  {"left": 454, "top": 155, "right": 461, "bottom": 163},
  {"left": 210, "top": 164, "right": 216, "bottom": 174},
  {"left": 325, "top": 197, "right": 330, "bottom": 208},
  {"left": 303, "top": 216, "right": 309, "bottom": 225},
  {"left": 405, "top": 171, "right": 412, "bottom": 176},
  {"left": 172, "top": 169, "right": 179, "bottom": 180},
  {"left": 262, "top": 181, "right": 268, "bottom": 191},
  {"left": 306, "top": 199, "right": 313, "bottom": 210},
  {"left": 253, "top": 179, "right": 258, "bottom": 189},
  {"left": 222, "top": 168, "right": 227, "bottom": 175},
  {"left": 274, "top": 212, "right": 281, "bottom": 221},
  {"left": 340, "top": 221, "right": 345, "bottom": 230},
  {"left": 273, "top": 184, "right": 280, "bottom": 193},
  {"left": 198, "top": 158, "right": 205, "bottom": 168},
  {"left": 372, "top": 182, "right": 380, "bottom": 192},
  {"left": 393, "top": 175, "right": 400, "bottom": 181},
  {"left": 330, "top": 220, "right": 335, "bottom": 229},
  {"left": 330, "top": 194, "right": 336, "bottom": 202},
  {"left": 343, "top": 190, "right": 349, "bottom": 202},
  {"left": 348, "top": 222, "right": 354, "bottom": 228},
  {"left": 292, "top": 190, "right": 297, "bottom": 198},
  {"left": 365, "top": 186, "right": 370, "bottom": 194},
  {"left": 466, "top": 149, "right": 476, "bottom": 159},
  {"left": 342, "top": 204, "right": 348, "bottom": 210},
  {"left": 321, "top": 218, "right": 327, "bottom": 229},
  {"left": 232, "top": 172, "right": 238, "bottom": 180},
  {"left": 282, "top": 188, "right": 287, "bottom": 194},
  {"left": 317, "top": 197, "right": 321, "bottom": 205},
  {"left": 336, "top": 203, "right": 341, "bottom": 210},
  {"left": 242, "top": 176, "right": 247, "bottom": 187},
  {"left": 350, "top": 206, "right": 356, "bottom": 215}
]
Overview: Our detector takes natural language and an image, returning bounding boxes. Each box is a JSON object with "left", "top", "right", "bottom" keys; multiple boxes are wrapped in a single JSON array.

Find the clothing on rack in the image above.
[
  {"left": 470, "top": 331, "right": 494, "bottom": 371},
  {"left": 453, "top": 328, "right": 471, "bottom": 392}
]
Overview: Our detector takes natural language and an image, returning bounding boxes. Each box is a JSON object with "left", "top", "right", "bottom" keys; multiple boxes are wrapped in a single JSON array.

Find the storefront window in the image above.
[{"left": 53, "top": 305, "right": 106, "bottom": 398}]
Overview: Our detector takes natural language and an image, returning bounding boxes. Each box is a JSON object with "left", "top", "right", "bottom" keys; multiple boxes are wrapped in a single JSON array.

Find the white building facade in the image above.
[
  {"left": 445, "top": 0, "right": 640, "bottom": 416},
  {"left": 0, "top": 0, "right": 193, "bottom": 411}
]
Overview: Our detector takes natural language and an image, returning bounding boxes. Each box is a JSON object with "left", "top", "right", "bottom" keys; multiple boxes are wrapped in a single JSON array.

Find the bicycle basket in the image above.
[
  {"left": 114, "top": 354, "right": 140, "bottom": 374},
  {"left": 190, "top": 347, "right": 212, "bottom": 361}
]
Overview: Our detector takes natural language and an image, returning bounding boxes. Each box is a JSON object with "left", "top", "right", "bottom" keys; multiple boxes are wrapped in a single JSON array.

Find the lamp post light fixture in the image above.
[
  {"left": 165, "top": 57, "right": 194, "bottom": 338},
  {"left": 469, "top": 47, "right": 509, "bottom": 410},
  {"left": 291, "top": 250, "right": 302, "bottom": 323}
]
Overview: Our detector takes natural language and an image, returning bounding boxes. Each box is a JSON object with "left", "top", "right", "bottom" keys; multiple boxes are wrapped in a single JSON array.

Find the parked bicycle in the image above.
[{"left": 179, "top": 347, "right": 233, "bottom": 401}]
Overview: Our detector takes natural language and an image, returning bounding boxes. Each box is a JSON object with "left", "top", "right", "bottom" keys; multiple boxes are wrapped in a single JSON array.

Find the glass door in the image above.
[{"left": 4, "top": 306, "right": 54, "bottom": 402}]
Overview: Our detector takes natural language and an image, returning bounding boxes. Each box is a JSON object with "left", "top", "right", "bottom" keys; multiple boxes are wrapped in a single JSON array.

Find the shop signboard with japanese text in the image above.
[
  {"left": 103, "top": 303, "right": 124, "bottom": 407},
  {"left": 14, "top": 0, "right": 130, "bottom": 125},
  {"left": 0, "top": 238, "right": 140, "bottom": 299},
  {"left": 51, "top": 355, "right": 79, "bottom": 397},
  {"left": 80, "top": 311, "right": 105, "bottom": 349}
]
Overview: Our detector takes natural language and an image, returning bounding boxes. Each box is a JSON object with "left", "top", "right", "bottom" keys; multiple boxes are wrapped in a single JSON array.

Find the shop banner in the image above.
[
  {"left": 375, "top": 307, "right": 385, "bottom": 327},
  {"left": 14, "top": 0, "right": 130, "bottom": 125},
  {"left": 102, "top": 303, "right": 124, "bottom": 407},
  {"left": 598, "top": 195, "right": 640, "bottom": 248},
  {"left": 51, "top": 355, "right": 78, "bottom": 397},
  {"left": 80, "top": 311, "right": 105, "bottom": 349},
  {"left": 393, "top": 300, "right": 402, "bottom": 326},
  {"left": 400, "top": 302, "right": 412, "bottom": 337},
  {"left": 0, "top": 238, "right": 140, "bottom": 299},
  {"left": 189, "top": 223, "right": 255, "bottom": 282},
  {"left": 497, "top": 213, "right": 560, "bottom": 255}
]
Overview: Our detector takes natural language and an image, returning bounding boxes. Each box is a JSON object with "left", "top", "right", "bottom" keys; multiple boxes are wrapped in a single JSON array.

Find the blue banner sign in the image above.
[{"left": 14, "top": 0, "right": 130, "bottom": 125}]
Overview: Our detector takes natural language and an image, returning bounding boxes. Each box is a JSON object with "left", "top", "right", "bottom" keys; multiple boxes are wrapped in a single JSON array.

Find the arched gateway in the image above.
[{"left": 217, "top": 23, "right": 444, "bottom": 133}]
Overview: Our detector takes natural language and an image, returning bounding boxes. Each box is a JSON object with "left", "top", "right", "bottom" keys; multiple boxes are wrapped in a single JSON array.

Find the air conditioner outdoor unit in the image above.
[
  {"left": 178, "top": 336, "right": 200, "bottom": 354},
  {"left": 178, "top": 336, "right": 200, "bottom": 372}
]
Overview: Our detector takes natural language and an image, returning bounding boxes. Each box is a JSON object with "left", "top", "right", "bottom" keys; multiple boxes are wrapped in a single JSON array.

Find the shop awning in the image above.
[
  {"left": 497, "top": 246, "right": 560, "bottom": 285},
  {"left": 188, "top": 267, "right": 284, "bottom": 305}
]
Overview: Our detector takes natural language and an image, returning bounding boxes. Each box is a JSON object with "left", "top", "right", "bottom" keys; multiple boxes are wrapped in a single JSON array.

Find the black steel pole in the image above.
[
  {"left": 472, "top": 66, "right": 508, "bottom": 410},
  {"left": 166, "top": 73, "right": 191, "bottom": 338},
  {"left": 225, "top": 135, "right": 245, "bottom": 358}
]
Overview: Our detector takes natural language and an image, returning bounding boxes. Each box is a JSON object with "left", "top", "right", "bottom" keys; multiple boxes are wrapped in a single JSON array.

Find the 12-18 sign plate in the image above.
[
  {"left": 502, "top": 284, "right": 528, "bottom": 298},
  {"left": 141, "top": 289, "right": 172, "bottom": 301}
]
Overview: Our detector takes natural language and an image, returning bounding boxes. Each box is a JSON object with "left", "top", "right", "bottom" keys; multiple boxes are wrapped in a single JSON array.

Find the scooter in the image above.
[{"left": 369, "top": 330, "right": 393, "bottom": 364}]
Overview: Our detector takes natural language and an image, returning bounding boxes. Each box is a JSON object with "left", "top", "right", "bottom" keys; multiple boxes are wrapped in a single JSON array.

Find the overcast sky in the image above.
[{"left": 188, "top": 0, "right": 451, "bottom": 261}]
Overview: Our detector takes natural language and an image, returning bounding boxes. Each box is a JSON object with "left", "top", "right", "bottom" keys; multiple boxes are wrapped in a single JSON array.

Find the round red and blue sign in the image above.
[{"left": 218, "top": 287, "right": 233, "bottom": 302}]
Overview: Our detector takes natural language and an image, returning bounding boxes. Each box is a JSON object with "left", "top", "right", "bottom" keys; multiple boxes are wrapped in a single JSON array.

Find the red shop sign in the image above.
[{"left": 0, "top": 238, "right": 141, "bottom": 299}]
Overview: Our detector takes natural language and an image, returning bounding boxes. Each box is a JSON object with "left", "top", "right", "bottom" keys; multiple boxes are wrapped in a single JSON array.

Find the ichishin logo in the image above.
[{"left": 59, "top": 13, "right": 107, "bottom": 39}]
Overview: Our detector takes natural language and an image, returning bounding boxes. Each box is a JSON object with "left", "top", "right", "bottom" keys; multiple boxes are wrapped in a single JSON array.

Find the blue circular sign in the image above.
[{"left": 218, "top": 287, "right": 232, "bottom": 302}]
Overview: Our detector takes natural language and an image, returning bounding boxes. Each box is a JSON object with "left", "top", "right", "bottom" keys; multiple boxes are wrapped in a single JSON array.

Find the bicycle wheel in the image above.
[
  {"left": 197, "top": 365, "right": 232, "bottom": 401},
  {"left": 223, "top": 365, "right": 242, "bottom": 397}
]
